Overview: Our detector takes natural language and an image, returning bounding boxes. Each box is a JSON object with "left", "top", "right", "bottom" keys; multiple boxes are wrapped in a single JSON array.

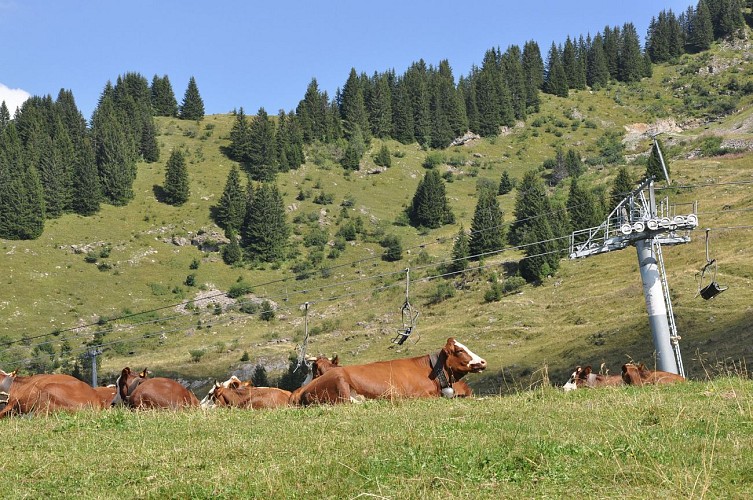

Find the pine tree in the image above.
[
  {"left": 367, "top": 72, "right": 393, "bottom": 139},
  {"left": 476, "top": 49, "right": 502, "bottom": 136},
  {"left": 251, "top": 365, "right": 270, "bottom": 387},
  {"left": 562, "top": 37, "right": 580, "bottom": 89},
  {"left": 404, "top": 61, "right": 431, "bottom": 146},
  {"left": 228, "top": 107, "right": 252, "bottom": 163},
  {"left": 587, "top": 33, "right": 610, "bottom": 88},
  {"left": 603, "top": 26, "right": 621, "bottom": 80},
  {"left": 610, "top": 166, "right": 634, "bottom": 211},
  {"left": 179, "top": 76, "right": 205, "bottom": 120},
  {"left": 340, "top": 68, "right": 371, "bottom": 143},
  {"left": 498, "top": 170, "right": 515, "bottom": 195},
  {"left": 222, "top": 231, "right": 243, "bottom": 265},
  {"left": 567, "top": 178, "right": 601, "bottom": 233},
  {"left": 163, "top": 149, "right": 190, "bottom": 205},
  {"left": 374, "top": 144, "right": 391, "bottom": 167},
  {"left": 91, "top": 94, "right": 136, "bottom": 206},
  {"left": 646, "top": 137, "right": 670, "bottom": 181},
  {"left": 246, "top": 107, "right": 278, "bottom": 182},
  {"left": 618, "top": 23, "right": 644, "bottom": 83},
  {"left": 341, "top": 125, "right": 366, "bottom": 171},
  {"left": 509, "top": 170, "right": 549, "bottom": 246},
  {"left": 501, "top": 45, "right": 527, "bottom": 120},
  {"left": 71, "top": 135, "right": 100, "bottom": 216},
  {"left": 688, "top": 0, "right": 714, "bottom": 52},
  {"left": 459, "top": 75, "right": 479, "bottom": 134},
  {"left": 40, "top": 118, "right": 74, "bottom": 217},
  {"left": 0, "top": 123, "right": 45, "bottom": 239},
  {"left": 565, "top": 148, "right": 583, "bottom": 177},
  {"left": 243, "top": 183, "right": 289, "bottom": 262},
  {"left": 448, "top": 225, "right": 470, "bottom": 274},
  {"left": 150, "top": 74, "right": 178, "bottom": 117},
  {"left": 215, "top": 166, "right": 246, "bottom": 234},
  {"left": 469, "top": 189, "right": 505, "bottom": 258},
  {"left": 296, "top": 78, "right": 328, "bottom": 143},
  {"left": 391, "top": 79, "right": 414, "bottom": 144},
  {"left": 0, "top": 101, "right": 9, "bottom": 131},
  {"left": 409, "top": 169, "right": 454, "bottom": 229},
  {"left": 522, "top": 40, "right": 544, "bottom": 112},
  {"left": 544, "top": 43, "right": 568, "bottom": 97}
]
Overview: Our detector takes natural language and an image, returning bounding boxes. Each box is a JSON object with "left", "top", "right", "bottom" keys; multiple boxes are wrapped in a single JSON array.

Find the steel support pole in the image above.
[{"left": 635, "top": 239, "right": 679, "bottom": 374}]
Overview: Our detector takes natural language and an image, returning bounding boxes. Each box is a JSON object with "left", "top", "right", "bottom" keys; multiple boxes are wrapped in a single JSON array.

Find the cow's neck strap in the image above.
[{"left": 429, "top": 352, "right": 455, "bottom": 397}]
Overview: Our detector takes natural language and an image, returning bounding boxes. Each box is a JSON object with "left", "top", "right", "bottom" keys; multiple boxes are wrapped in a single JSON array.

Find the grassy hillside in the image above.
[{"left": 1, "top": 37, "right": 752, "bottom": 392}]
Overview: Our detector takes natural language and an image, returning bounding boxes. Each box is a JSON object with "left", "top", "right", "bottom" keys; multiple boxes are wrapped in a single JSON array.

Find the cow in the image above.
[
  {"left": 621, "top": 363, "right": 686, "bottom": 386},
  {"left": 209, "top": 382, "right": 291, "bottom": 409},
  {"left": 114, "top": 367, "right": 199, "bottom": 409},
  {"left": 93, "top": 384, "right": 117, "bottom": 407},
  {"left": 289, "top": 337, "right": 486, "bottom": 406},
  {"left": 563, "top": 365, "right": 623, "bottom": 391},
  {"left": 200, "top": 375, "right": 244, "bottom": 408},
  {"left": 0, "top": 370, "right": 107, "bottom": 418}
]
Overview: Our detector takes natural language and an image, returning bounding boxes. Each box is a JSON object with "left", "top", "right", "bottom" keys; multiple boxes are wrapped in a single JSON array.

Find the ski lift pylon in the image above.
[{"left": 697, "top": 228, "right": 727, "bottom": 300}]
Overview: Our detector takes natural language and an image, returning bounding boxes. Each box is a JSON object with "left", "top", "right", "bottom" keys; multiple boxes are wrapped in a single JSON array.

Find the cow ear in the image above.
[
  {"left": 122, "top": 367, "right": 131, "bottom": 377},
  {"left": 214, "top": 380, "right": 221, "bottom": 388},
  {"left": 332, "top": 355, "right": 339, "bottom": 365},
  {"left": 140, "top": 368, "right": 149, "bottom": 378}
]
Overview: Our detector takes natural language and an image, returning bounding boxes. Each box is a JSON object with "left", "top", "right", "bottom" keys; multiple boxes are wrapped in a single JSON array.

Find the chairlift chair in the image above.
[{"left": 697, "top": 229, "right": 727, "bottom": 300}]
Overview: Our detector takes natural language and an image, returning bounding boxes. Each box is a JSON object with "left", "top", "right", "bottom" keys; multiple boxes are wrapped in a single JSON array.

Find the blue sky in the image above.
[{"left": 1, "top": 0, "right": 695, "bottom": 120}]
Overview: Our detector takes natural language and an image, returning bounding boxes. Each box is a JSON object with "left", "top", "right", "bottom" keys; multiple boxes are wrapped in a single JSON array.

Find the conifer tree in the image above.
[
  {"left": 562, "top": 37, "right": 580, "bottom": 89},
  {"left": 228, "top": 107, "right": 251, "bottom": 163},
  {"left": 374, "top": 144, "right": 391, "bottom": 167},
  {"left": 340, "top": 68, "right": 371, "bottom": 143},
  {"left": 522, "top": 40, "right": 544, "bottom": 112},
  {"left": 603, "top": 26, "right": 621, "bottom": 80},
  {"left": 498, "top": 170, "right": 515, "bottom": 195},
  {"left": 449, "top": 225, "right": 470, "bottom": 273},
  {"left": 409, "top": 169, "right": 454, "bottom": 229},
  {"left": 404, "top": 61, "right": 431, "bottom": 146},
  {"left": 91, "top": 95, "right": 136, "bottom": 206},
  {"left": 71, "top": 135, "right": 100, "bottom": 216},
  {"left": 222, "top": 231, "right": 243, "bottom": 265},
  {"left": 476, "top": 49, "right": 502, "bottom": 136},
  {"left": 610, "top": 166, "right": 634, "bottom": 211},
  {"left": 341, "top": 125, "right": 366, "bottom": 171},
  {"left": 150, "top": 74, "right": 178, "bottom": 117},
  {"left": 646, "top": 138, "right": 670, "bottom": 181},
  {"left": 367, "top": 72, "right": 393, "bottom": 139},
  {"left": 469, "top": 189, "right": 505, "bottom": 258},
  {"left": 297, "top": 78, "right": 328, "bottom": 143},
  {"left": 509, "top": 170, "right": 549, "bottom": 246},
  {"left": 565, "top": 149, "right": 583, "bottom": 177},
  {"left": 216, "top": 166, "right": 247, "bottom": 234},
  {"left": 243, "top": 183, "right": 289, "bottom": 262},
  {"left": 501, "top": 45, "right": 527, "bottom": 120},
  {"left": 618, "top": 23, "right": 644, "bottom": 83},
  {"left": 459, "top": 75, "right": 479, "bottom": 134},
  {"left": 163, "top": 149, "right": 190, "bottom": 205},
  {"left": 587, "top": 33, "right": 610, "bottom": 88},
  {"left": 246, "top": 107, "right": 278, "bottom": 182},
  {"left": 567, "top": 177, "right": 601, "bottom": 233},
  {"left": 544, "top": 43, "right": 568, "bottom": 97},
  {"left": 40, "top": 118, "right": 74, "bottom": 217},
  {"left": 391, "top": 79, "right": 414, "bottom": 144},
  {"left": 688, "top": 0, "right": 714, "bottom": 51},
  {"left": 0, "top": 101, "right": 9, "bottom": 131},
  {"left": 179, "top": 76, "right": 205, "bottom": 120},
  {"left": 0, "top": 123, "right": 45, "bottom": 239}
]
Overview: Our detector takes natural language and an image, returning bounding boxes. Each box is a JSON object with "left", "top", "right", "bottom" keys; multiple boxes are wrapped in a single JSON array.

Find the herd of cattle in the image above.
[{"left": 0, "top": 337, "right": 685, "bottom": 418}]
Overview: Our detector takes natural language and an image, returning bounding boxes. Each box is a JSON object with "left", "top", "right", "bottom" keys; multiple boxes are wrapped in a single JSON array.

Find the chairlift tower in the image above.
[{"left": 568, "top": 137, "right": 697, "bottom": 376}]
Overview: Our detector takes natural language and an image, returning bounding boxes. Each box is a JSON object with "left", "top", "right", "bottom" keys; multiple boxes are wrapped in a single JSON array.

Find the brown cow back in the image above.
[{"left": 128, "top": 378, "right": 199, "bottom": 409}]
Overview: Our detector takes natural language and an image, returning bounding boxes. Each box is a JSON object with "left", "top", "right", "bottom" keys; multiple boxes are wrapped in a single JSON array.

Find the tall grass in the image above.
[{"left": 1, "top": 378, "right": 751, "bottom": 498}]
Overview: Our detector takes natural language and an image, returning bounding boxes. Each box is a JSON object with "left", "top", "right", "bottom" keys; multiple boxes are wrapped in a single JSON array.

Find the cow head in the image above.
[
  {"left": 312, "top": 355, "right": 340, "bottom": 379},
  {"left": 563, "top": 366, "right": 582, "bottom": 391},
  {"left": 442, "top": 338, "right": 487, "bottom": 379},
  {"left": 112, "top": 367, "right": 148, "bottom": 406},
  {"left": 621, "top": 363, "right": 641, "bottom": 385},
  {"left": 200, "top": 376, "right": 244, "bottom": 408}
]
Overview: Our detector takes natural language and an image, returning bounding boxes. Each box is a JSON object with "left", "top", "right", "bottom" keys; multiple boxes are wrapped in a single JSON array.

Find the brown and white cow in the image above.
[
  {"left": 0, "top": 369, "right": 107, "bottom": 418},
  {"left": 114, "top": 367, "right": 199, "bottom": 409},
  {"left": 289, "top": 337, "right": 486, "bottom": 405},
  {"left": 200, "top": 375, "right": 244, "bottom": 408},
  {"left": 621, "top": 363, "right": 685, "bottom": 386},
  {"left": 209, "top": 382, "right": 291, "bottom": 409},
  {"left": 563, "top": 365, "right": 623, "bottom": 391}
]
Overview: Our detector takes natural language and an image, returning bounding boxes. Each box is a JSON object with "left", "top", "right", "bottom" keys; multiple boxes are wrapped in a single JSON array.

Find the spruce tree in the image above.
[
  {"left": 243, "top": 183, "right": 289, "bottom": 262},
  {"left": 409, "top": 169, "right": 454, "bottom": 229},
  {"left": 40, "top": 118, "right": 74, "bottom": 217},
  {"left": 509, "top": 170, "right": 549, "bottom": 246},
  {"left": 341, "top": 125, "right": 366, "bottom": 171},
  {"left": 391, "top": 79, "right": 414, "bottom": 144},
  {"left": 562, "top": 37, "right": 580, "bottom": 89},
  {"left": 476, "top": 49, "right": 502, "bottom": 136},
  {"left": 469, "top": 189, "right": 505, "bottom": 258},
  {"left": 0, "top": 123, "right": 45, "bottom": 239},
  {"left": 544, "top": 43, "right": 568, "bottom": 97},
  {"left": 603, "top": 26, "right": 621, "bottom": 80},
  {"left": 367, "top": 72, "right": 393, "bottom": 139},
  {"left": 91, "top": 95, "right": 136, "bottom": 206},
  {"left": 498, "top": 170, "right": 515, "bottom": 195},
  {"left": 646, "top": 138, "right": 670, "bottom": 181},
  {"left": 501, "top": 45, "right": 527, "bottom": 120},
  {"left": 567, "top": 178, "right": 601, "bottom": 233},
  {"left": 449, "top": 225, "right": 470, "bottom": 274},
  {"left": 374, "top": 144, "right": 391, "bottom": 167},
  {"left": 150, "top": 74, "right": 178, "bottom": 117},
  {"left": 618, "top": 23, "right": 644, "bottom": 83},
  {"left": 297, "top": 78, "right": 328, "bottom": 143},
  {"left": 247, "top": 107, "right": 278, "bottom": 182},
  {"left": 228, "top": 107, "right": 252, "bottom": 163},
  {"left": 404, "top": 61, "right": 431, "bottom": 146},
  {"left": 688, "top": 0, "right": 714, "bottom": 52},
  {"left": 216, "top": 166, "right": 246, "bottom": 234},
  {"left": 610, "top": 166, "right": 634, "bottom": 211},
  {"left": 0, "top": 101, "right": 9, "bottom": 131},
  {"left": 565, "top": 148, "right": 583, "bottom": 177},
  {"left": 522, "top": 40, "right": 544, "bottom": 112},
  {"left": 163, "top": 149, "right": 190, "bottom": 205},
  {"left": 587, "top": 33, "right": 610, "bottom": 88},
  {"left": 179, "top": 76, "right": 205, "bottom": 120},
  {"left": 71, "top": 135, "right": 100, "bottom": 216},
  {"left": 340, "top": 68, "right": 371, "bottom": 143}
]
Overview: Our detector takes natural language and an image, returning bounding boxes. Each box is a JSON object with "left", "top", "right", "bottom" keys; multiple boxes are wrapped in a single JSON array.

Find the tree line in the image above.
[{"left": 0, "top": 74, "right": 204, "bottom": 239}]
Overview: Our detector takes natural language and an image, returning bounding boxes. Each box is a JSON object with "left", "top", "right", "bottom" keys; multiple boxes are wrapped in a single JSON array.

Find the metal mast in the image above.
[{"left": 568, "top": 139, "right": 696, "bottom": 376}]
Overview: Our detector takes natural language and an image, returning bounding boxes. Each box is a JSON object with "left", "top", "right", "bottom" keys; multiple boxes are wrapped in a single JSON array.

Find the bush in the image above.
[
  {"left": 189, "top": 349, "right": 206, "bottom": 363},
  {"left": 228, "top": 281, "right": 254, "bottom": 298},
  {"left": 422, "top": 151, "right": 445, "bottom": 169},
  {"left": 380, "top": 234, "right": 403, "bottom": 262},
  {"left": 185, "top": 274, "right": 197, "bottom": 287},
  {"left": 259, "top": 301, "right": 275, "bottom": 321},
  {"left": 427, "top": 281, "right": 455, "bottom": 305}
]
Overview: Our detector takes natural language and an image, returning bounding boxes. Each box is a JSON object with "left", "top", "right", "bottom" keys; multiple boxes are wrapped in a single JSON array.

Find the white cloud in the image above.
[{"left": 0, "top": 83, "right": 31, "bottom": 116}]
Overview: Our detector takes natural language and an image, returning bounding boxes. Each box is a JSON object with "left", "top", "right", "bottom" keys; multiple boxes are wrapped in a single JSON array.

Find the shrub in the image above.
[
  {"left": 228, "top": 281, "right": 254, "bottom": 298},
  {"left": 427, "top": 281, "right": 455, "bottom": 305},
  {"left": 189, "top": 349, "right": 206, "bottom": 363},
  {"left": 422, "top": 151, "right": 445, "bottom": 169}
]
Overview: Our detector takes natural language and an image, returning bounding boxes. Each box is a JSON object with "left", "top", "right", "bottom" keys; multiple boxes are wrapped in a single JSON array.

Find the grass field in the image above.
[
  {"left": 1, "top": 36, "right": 752, "bottom": 394},
  {"left": 2, "top": 377, "right": 751, "bottom": 498}
]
